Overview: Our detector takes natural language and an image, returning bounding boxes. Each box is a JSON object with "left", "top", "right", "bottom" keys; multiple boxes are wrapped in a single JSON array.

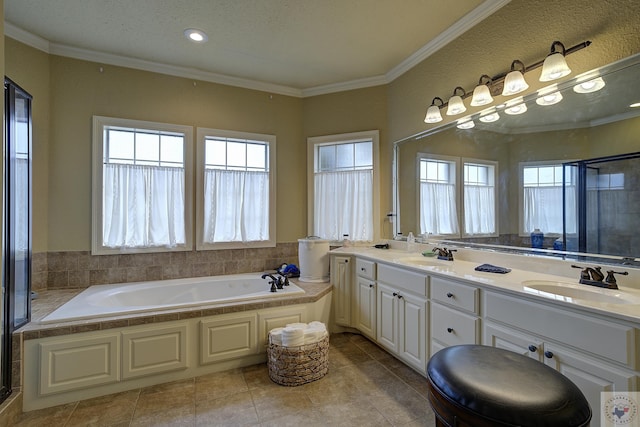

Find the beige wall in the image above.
[
  {"left": 44, "top": 54, "right": 305, "bottom": 251},
  {"left": 388, "top": 0, "right": 640, "bottom": 143},
  {"left": 5, "top": 0, "right": 640, "bottom": 252},
  {"left": 302, "top": 86, "right": 391, "bottom": 237},
  {"left": 4, "top": 38, "right": 50, "bottom": 252}
]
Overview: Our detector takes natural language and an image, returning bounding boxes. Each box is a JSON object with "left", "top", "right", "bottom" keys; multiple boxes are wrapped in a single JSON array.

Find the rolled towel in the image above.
[
  {"left": 308, "top": 321, "right": 326, "bottom": 332},
  {"left": 269, "top": 327, "right": 284, "bottom": 345},
  {"left": 303, "top": 321, "right": 328, "bottom": 344},
  {"left": 281, "top": 326, "right": 305, "bottom": 347}
]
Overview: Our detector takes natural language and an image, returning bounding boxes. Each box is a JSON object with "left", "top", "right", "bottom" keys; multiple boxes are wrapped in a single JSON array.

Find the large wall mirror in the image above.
[{"left": 394, "top": 53, "right": 640, "bottom": 267}]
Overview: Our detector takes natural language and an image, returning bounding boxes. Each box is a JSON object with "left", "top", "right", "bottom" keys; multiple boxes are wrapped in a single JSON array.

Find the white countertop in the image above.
[{"left": 331, "top": 242, "right": 640, "bottom": 324}]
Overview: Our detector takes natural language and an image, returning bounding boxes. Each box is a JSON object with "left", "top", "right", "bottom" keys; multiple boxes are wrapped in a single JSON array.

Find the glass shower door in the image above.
[{"left": 2, "top": 77, "right": 33, "bottom": 403}]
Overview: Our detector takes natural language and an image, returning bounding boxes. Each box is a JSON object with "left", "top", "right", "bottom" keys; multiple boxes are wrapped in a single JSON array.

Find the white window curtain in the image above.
[
  {"left": 314, "top": 170, "right": 373, "bottom": 241},
  {"left": 103, "top": 164, "right": 185, "bottom": 247},
  {"left": 203, "top": 169, "right": 269, "bottom": 243},
  {"left": 420, "top": 182, "right": 459, "bottom": 235},
  {"left": 464, "top": 185, "right": 495, "bottom": 235},
  {"left": 524, "top": 186, "right": 576, "bottom": 234}
]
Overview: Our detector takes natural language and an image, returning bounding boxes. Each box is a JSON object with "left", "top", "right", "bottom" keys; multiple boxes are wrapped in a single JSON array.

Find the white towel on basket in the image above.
[{"left": 271, "top": 321, "right": 327, "bottom": 347}]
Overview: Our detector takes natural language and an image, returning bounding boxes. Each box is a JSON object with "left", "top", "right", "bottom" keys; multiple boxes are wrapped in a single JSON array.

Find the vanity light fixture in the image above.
[
  {"left": 539, "top": 41, "right": 572, "bottom": 81},
  {"left": 573, "top": 77, "right": 605, "bottom": 93},
  {"left": 536, "top": 85, "right": 563, "bottom": 106},
  {"left": 479, "top": 108, "right": 500, "bottom": 123},
  {"left": 630, "top": 102, "right": 640, "bottom": 108},
  {"left": 422, "top": 40, "right": 590, "bottom": 126},
  {"left": 424, "top": 97, "right": 444, "bottom": 123},
  {"left": 446, "top": 87, "right": 467, "bottom": 116},
  {"left": 504, "top": 97, "right": 527, "bottom": 115},
  {"left": 456, "top": 119, "right": 475, "bottom": 129},
  {"left": 470, "top": 75, "right": 494, "bottom": 106},
  {"left": 184, "top": 28, "right": 208, "bottom": 43},
  {"left": 502, "top": 60, "right": 529, "bottom": 96}
]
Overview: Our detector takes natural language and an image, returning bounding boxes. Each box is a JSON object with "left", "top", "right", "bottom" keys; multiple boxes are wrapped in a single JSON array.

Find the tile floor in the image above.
[{"left": 14, "top": 333, "right": 437, "bottom": 427}]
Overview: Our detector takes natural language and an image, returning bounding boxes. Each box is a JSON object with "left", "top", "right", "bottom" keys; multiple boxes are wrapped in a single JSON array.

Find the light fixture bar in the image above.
[{"left": 434, "top": 40, "right": 591, "bottom": 110}]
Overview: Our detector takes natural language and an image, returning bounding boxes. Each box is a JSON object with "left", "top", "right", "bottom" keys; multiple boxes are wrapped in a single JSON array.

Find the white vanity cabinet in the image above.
[
  {"left": 354, "top": 258, "right": 376, "bottom": 339},
  {"left": 331, "top": 255, "right": 352, "bottom": 327},
  {"left": 429, "top": 277, "right": 480, "bottom": 357},
  {"left": 483, "top": 291, "right": 640, "bottom": 422},
  {"left": 376, "top": 263, "right": 428, "bottom": 373}
]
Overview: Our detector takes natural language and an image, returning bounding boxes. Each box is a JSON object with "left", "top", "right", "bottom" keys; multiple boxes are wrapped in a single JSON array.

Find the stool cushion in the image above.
[{"left": 427, "top": 345, "right": 591, "bottom": 427}]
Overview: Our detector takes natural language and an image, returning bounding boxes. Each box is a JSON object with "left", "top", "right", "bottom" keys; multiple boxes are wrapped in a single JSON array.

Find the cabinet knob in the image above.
[
  {"left": 398, "top": 294, "right": 403, "bottom": 299},
  {"left": 393, "top": 292, "right": 398, "bottom": 297},
  {"left": 528, "top": 345, "right": 537, "bottom": 352},
  {"left": 361, "top": 267, "right": 366, "bottom": 271},
  {"left": 446, "top": 292, "right": 454, "bottom": 298},
  {"left": 544, "top": 351, "right": 554, "bottom": 359},
  {"left": 369, "top": 283, "right": 374, "bottom": 288},
  {"left": 447, "top": 327, "right": 454, "bottom": 333}
]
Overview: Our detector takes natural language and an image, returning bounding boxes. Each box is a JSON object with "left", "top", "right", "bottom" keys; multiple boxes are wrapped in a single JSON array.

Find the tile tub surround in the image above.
[
  {"left": 32, "top": 242, "right": 300, "bottom": 291},
  {"left": 13, "top": 333, "right": 436, "bottom": 427}
]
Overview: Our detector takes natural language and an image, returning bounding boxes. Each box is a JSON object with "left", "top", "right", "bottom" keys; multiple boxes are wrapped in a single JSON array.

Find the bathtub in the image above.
[{"left": 39, "top": 273, "right": 306, "bottom": 324}]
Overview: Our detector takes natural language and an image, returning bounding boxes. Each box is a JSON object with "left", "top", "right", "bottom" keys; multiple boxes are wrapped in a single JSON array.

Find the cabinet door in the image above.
[
  {"left": 430, "top": 302, "right": 479, "bottom": 356},
  {"left": 398, "top": 292, "right": 427, "bottom": 373},
  {"left": 543, "top": 342, "right": 638, "bottom": 424},
  {"left": 483, "top": 321, "right": 543, "bottom": 361},
  {"left": 355, "top": 277, "right": 376, "bottom": 339},
  {"left": 200, "top": 313, "right": 258, "bottom": 364},
  {"left": 377, "top": 283, "right": 398, "bottom": 353},
  {"left": 122, "top": 323, "right": 189, "bottom": 379},
  {"left": 331, "top": 256, "right": 352, "bottom": 327}
]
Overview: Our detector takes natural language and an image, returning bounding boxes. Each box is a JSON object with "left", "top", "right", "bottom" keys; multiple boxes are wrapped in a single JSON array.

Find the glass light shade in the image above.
[
  {"left": 479, "top": 110, "right": 500, "bottom": 123},
  {"left": 539, "top": 53, "right": 572, "bottom": 81},
  {"left": 446, "top": 95, "right": 466, "bottom": 116},
  {"left": 536, "top": 91, "right": 563, "bottom": 106},
  {"left": 470, "top": 84, "right": 493, "bottom": 106},
  {"left": 424, "top": 105, "right": 443, "bottom": 123},
  {"left": 502, "top": 70, "right": 529, "bottom": 96},
  {"left": 456, "top": 119, "right": 475, "bottom": 129},
  {"left": 573, "top": 77, "right": 605, "bottom": 93},
  {"left": 504, "top": 97, "right": 528, "bottom": 115}
]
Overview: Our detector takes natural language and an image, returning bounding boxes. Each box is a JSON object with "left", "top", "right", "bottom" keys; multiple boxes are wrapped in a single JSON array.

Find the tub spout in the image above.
[{"left": 261, "top": 273, "right": 279, "bottom": 292}]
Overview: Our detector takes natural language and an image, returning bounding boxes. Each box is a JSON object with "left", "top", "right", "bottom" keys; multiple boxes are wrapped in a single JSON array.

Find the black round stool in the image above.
[{"left": 427, "top": 345, "right": 591, "bottom": 427}]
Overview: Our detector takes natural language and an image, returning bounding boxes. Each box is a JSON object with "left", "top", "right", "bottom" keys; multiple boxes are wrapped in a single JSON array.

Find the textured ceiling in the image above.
[{"left": 4, "top": 0, "right": 508, "bottom": 96}]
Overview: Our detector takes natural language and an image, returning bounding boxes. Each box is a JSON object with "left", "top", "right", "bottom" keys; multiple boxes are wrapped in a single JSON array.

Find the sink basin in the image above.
[
  {"left": 522, "top": 280, "right": 640, "bottom": 305},
  {"left": 396, "top": 256, "right": 444, "bottom": 267}
]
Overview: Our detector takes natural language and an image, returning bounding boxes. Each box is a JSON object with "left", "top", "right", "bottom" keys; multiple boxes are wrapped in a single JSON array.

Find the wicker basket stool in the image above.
[{"left": 267, "top": 333, "right": 329, "bottom": 386}]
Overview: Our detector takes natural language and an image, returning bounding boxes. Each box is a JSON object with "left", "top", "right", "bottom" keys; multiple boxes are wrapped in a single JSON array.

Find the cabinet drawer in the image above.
[
  {"left": 378, "top": 263, "right": 427, "bottom": 296},
  {"left": 431, "top": 277, "right": 479, "bottom": 314},
  {"left": 356, "top": 258, "right": 376, "bottom": 280},
  {"left": 485, "top": 291, "right": 639, "bottom": 369},
  {"left": 431, "top": 302, "right": 480, "bottom": 347}
]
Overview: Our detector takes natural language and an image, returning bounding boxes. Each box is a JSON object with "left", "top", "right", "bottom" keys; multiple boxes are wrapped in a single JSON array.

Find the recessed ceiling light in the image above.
[{"left": 184, "top": 28, "right": 208, "bottom": 43}]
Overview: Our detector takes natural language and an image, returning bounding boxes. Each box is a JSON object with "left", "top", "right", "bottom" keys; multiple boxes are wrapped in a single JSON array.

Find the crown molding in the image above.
[
  {"left": 386, "top": 0, "right": 512, "bottom": 82},
  {"left": 4, "top": 0, "right": 509, "bottom": 98}
]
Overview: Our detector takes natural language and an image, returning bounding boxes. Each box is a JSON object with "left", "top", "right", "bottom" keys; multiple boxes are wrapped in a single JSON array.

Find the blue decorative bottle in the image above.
[{"left": 531, "top": 229, "right": 544, "bottom": 249}]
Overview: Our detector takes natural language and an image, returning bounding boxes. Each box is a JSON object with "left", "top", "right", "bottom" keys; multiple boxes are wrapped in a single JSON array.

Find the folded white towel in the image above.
[
  {"left": 269, "top": 327, "right": 284, "bottom": 345},
  {"left": 302, "top": 321, "right": 327, "bottom": 344},
  {"left": 282, "top": 326, "right": 305, "bottom": 347}
]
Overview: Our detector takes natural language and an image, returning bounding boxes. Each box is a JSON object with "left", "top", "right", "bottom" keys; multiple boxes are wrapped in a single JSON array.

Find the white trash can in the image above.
[{"left": 298, "top": 237, "right": 330, "bottom": 282}]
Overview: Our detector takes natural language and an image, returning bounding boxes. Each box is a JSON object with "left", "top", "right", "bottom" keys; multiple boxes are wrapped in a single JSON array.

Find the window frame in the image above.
[
  {"left": 461, "top": 157, "right": 499, "bottom": 238},
  {"left": 416, "top": 153, "right": 460, "bottom": 238},
  {"left": 196, "top": 127, "right": 276, "bottom": 250},
  {"left": 307, "top": 130, "right": 380, "bottom": 243},
  {"left": 518, "top": 160, "right": 571, "bottom": 237},
  {"left": 91, "top": 116, "right": 194, "bottom": 255}
]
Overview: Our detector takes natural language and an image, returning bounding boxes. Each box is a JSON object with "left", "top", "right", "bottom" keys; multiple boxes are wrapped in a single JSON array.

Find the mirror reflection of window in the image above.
[
  {"left": 418, "top": 156, "right": 459, "bottom": 237},
  {"left": 521, "top": 162, "right": 576, "bottom": 235},
  {"left": 463, "top": 161, "right": 497, "bottom": 236}
]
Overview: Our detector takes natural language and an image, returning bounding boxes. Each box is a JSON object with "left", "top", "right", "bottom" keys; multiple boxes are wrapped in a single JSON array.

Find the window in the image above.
[
  {"left": 308, "top": 131, "right": 379, "bottom": 242},
  {"left": 463, "top": 160, "right": 497, "bottom": 236},
  {"left": 520, "top": 162, "right": 575, "bottom": 235},
  {"left": 418, "top": 155, "right": 459, "bottom": 237},
  {"left": 92, "top": 116, "right": 193, "bottom": 254},
  {"left": 196, "top": 128, "right": 276, "bottom": 249}
]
